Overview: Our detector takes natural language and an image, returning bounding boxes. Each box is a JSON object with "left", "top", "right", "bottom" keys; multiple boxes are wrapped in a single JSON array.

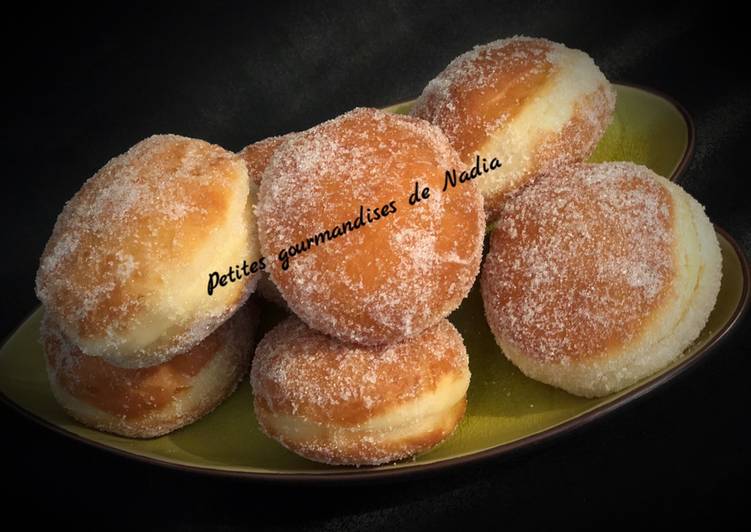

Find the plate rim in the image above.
[{"left": 1, "top": 225, "right": 747, "bottom": 484}]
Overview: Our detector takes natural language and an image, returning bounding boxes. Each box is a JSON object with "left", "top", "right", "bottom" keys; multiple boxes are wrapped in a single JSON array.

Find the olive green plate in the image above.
[{"left": 1, "top": 85, "right": 745, "bottom": 482}]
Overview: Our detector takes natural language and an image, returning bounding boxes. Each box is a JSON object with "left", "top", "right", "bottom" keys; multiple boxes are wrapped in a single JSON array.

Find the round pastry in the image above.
[
  {"left": 256, "top": 107, "right": 485, "bottom": 345},
  {"left": 251, "top": 316, "right": 470, "bottom": 465},
  {"left": 35, "top": 134, "right": 260, "bottom": 368},
  {"left": 411, "top": 36, "right": 616, "bottom": 219},
  {"left": 481, "top": 162, "right": 722, "bottom": 397},
  {"left": 42, "top": 301, "right": 259, "bottom": 438}
]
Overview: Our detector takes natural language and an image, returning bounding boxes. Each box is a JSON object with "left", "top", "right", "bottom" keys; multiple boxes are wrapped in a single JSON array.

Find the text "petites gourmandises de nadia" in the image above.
[{"left": 207, "top": 155, "right": 501, "bottom": 296}]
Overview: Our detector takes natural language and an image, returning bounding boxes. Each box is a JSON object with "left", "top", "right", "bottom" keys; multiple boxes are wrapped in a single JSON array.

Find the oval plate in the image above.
[{"left": 1, "top": 84, "right": 745, "bottom": 483}]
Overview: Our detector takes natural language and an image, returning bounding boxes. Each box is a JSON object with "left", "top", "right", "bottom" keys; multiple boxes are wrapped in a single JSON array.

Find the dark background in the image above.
[{"left": 2, "top": 1, "right": 749, "bottom": 529}]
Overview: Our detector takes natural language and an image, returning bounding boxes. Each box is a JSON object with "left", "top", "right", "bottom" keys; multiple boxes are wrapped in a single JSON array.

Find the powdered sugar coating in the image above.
[
  {"left": 238, "top": 133, "right": 296, "bottom": 187},
  {"left": 251, "top": 316, "right": 469, "bottom": 425},
  {"left": 481, "top": 162, "right": 674, "bottom": 363},
  {"left": 35, "top": 134, "right": 258, "bottom": 367},
  {"left": 256, "top": 108, "right": 485, "bottom": 345}
]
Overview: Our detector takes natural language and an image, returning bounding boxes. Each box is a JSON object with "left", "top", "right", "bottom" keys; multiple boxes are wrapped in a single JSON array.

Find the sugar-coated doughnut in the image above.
[
  {"left": 251, "top": 316, "right": 470, "bottom": 465},
  {"left": 481, "top": 162, "right": 722, "bottom": 397},
  {"left": 412, "top": 36, "right": 615, "bottom": 219},
  {"left": 256, "top": 108, "right": 485, "bottom": 345},
  {"left": 42, "top": 301, "right": 259, "bottom": 438},
  {"left": 36, "top": 134, "right": 260, "bottom": 368}
]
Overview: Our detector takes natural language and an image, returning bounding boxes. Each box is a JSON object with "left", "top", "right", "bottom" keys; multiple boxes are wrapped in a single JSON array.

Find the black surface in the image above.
[{"left": 2, "top": 1, "right": 749, "bottom": 529}]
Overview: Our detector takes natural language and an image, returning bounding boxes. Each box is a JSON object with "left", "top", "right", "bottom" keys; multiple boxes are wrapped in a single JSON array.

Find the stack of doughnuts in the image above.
[
  {"left": 34, "top": 35, "right": 723, "bottom": 465},
  {"left": 412, "top": 36, "right": 721, "bottom": 396},
  {"left": 249, "top": 107, "right": 482, "bottom": 465},
  {"left": 35, "top": 134, "right": 262, "bottom": 437}
]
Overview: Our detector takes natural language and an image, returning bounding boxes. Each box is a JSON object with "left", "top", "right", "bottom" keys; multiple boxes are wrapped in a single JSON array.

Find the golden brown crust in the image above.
[
  {"left": 238, "top": 134, "right": 295, "bottom": 187},
  {"left": 481, "top": 162, "right": 675, "bottom": 363},
  {"left": 256, "top": 108, "right": 485, "bottom": 345}
]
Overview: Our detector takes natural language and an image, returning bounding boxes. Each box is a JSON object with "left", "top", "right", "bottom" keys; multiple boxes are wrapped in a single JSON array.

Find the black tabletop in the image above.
[{"left": 3, "top": 1, "right": 749, "bottom": 529}]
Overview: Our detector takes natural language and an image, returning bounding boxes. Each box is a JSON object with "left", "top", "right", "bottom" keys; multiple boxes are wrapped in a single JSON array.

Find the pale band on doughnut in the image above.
[
  {"left": 42, "top": 301, "right": 259, "bottom": 438},
  {"left": 251, "top": 316, "right": 470, "bottom": 465}
]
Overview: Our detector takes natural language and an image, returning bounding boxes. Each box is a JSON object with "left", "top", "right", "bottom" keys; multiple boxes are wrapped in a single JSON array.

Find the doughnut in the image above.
[
  {"left": 256, "top": 107, "right": 485, "bottom": 345},
  {"left": 35, "top": 134, "right": 261, "bottom": 368},
  {"left": 238, "top": 134, "right": 295, "bottom": 309},
  {"left": 251, "top": 316, "right": 470, "bottom": 465},
  {"left": 411, "top": 36, "right": 616, "bottom": 219},
  {"left": 481, "top": 162, "right": 722, "bottom": 397},
  {"left": 42, "top": 301, "right": 259, "bottom": 438}
]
